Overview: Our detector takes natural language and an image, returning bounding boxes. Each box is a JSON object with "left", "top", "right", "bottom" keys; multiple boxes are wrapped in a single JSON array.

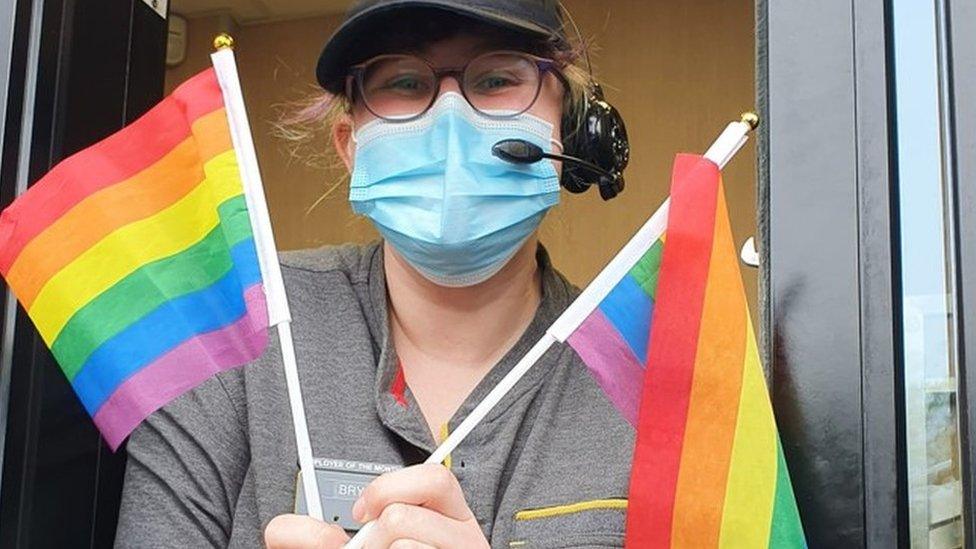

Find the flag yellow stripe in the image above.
[
  {"left": 718, "top": 318, "right": 777, "bottom": 547},
  {"left": 28, "top": 149, "right": 243, "bottom": 344}
]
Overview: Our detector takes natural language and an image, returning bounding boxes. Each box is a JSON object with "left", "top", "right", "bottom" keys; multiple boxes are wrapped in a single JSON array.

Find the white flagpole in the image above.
[
  {"left": 344, "top": 113, "right": 758, "bottom": 549},
  {"left": 210, "top": 35, "right": 324, "bottom": 521}
]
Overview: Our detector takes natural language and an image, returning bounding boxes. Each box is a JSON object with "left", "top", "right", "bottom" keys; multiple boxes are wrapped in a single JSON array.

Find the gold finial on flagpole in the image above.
[
  {"left": 213, "top": 33, "right": 235, "bottom": 51},
  {"left": 740, "top": 112, "right": 760, "bottom": 130}
]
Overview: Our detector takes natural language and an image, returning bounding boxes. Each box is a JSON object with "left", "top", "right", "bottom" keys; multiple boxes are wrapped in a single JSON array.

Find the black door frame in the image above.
[
  {"left": 0, "top": 1, "right": 167, "bottom": 546},
  {"left": 759, "top": 0, "right": 903, "bottom": 546},
  {"left": 946, "top": 0, "right": 976, "bottom": 543}
]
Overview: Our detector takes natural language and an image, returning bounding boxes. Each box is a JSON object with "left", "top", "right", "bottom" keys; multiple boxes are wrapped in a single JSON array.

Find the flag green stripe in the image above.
[
  {"left": 628, "top": 238, "right": 665, "bottom": 298},
  {"left": 767, "top": 437, "right": 806, "bottom": 548},
  {"left": 52, "top": 195, "right": 253, "bottom": 379}
]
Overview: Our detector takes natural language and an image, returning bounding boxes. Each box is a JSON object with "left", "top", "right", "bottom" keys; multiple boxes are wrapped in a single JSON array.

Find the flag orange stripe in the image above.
[
  {"left": 670, "top": 185, "right": 748, "bottom": 545},
  {"left": 192, "top": 107, "right": 234, "bottom": 160},
  {"left": 0, "top": 68, "right": 223, "bottom": 274},
  {"left": 5, "top": 108, "right": 232, "bottom": 308}
]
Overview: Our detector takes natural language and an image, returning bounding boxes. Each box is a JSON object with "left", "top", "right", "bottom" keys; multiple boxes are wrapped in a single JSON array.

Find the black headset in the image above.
[
  {"left": 491, "top": 5, "right": 631, "bottom": 201},
  {"left": 558, "top": 81, "right": 631, "bottom": 200}
]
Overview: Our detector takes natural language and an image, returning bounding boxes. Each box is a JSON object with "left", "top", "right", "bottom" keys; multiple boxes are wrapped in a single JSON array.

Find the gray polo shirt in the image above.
[{"left": 114, "top": 242, "right": 635, "bottom": 548}]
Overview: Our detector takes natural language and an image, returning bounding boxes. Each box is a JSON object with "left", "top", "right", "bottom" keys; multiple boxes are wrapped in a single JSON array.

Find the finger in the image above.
[
  {"left": 264, "top": 514, "right": 349, "bottom": 549},
  {"left": 388, "top": 540, "right": 436, "bottom": 549},
  {"left": 365, "top": 503, "right": 470, "bottom": 549},
  {"left": 354, "top": 464, "right": 471, "bottom": 522}
]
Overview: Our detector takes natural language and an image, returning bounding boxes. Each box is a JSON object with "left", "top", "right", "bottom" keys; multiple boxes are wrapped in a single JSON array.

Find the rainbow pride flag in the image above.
[
  {"left": 0, "top": 67, "right": 270, "bottom": 450},
  {"left": 566, "top": 155, "right": 805, "bottom": 547}
]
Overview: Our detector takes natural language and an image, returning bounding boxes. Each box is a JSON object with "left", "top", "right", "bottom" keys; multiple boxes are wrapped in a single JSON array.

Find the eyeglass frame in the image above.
[{"left": 344, "top": 50, "right": 571, "bottom": 123}]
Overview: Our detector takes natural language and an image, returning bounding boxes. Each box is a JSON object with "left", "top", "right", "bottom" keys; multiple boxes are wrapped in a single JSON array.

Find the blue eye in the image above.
[
  {"left": 380, "top": 75, "right": 432, "bottom": 96},
  {"left": 472, "top": 73, "right": 520, "bottom": 93},
  {"left": 484, "top": 77, "right": 511, "bottom": 89}
]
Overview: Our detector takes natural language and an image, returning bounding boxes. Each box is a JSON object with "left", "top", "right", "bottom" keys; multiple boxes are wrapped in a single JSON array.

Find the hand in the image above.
[
  {"left": 352, "top": 463, "right": 489, "bottom": 549},
  {"left": 264, "top": 514, "right": 350, "bottom": 549}
]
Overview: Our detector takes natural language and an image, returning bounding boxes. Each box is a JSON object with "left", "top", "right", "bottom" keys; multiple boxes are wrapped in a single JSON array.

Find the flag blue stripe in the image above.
[
  {"left": 598, "top": 273, "right": 655, "bottom": 364},
  {"left": 72, "top": 238, "right": 261, "bottom": 414}
]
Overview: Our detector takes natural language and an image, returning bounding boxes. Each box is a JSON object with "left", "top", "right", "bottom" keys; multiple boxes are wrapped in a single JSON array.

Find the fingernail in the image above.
[{"left": 352, "top": 498, "right": 364, "bottom": 522}]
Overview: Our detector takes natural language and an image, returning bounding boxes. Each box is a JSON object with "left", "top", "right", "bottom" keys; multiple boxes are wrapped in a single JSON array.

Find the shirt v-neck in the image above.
[{"left": 367, "top": 243, "right": 574, "bottom": 456}]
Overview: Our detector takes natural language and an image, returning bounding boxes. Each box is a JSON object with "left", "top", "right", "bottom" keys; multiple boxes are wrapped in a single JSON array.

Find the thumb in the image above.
[{"left": 265, "top": 514, "right": 350, "bottom": 549}]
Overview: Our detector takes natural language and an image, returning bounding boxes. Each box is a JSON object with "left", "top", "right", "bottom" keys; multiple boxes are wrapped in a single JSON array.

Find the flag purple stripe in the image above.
[
  {"left": 567, "top": 308, "right": 645, "bottom": 425},
  {"left": 93, "top": 284, "right": 269, "bottom": 450}
]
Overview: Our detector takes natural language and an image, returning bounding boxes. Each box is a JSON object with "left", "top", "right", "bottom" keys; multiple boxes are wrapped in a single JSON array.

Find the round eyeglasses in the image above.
[{"left": 346, "top": 50, "right": 566, "bottom": 122}]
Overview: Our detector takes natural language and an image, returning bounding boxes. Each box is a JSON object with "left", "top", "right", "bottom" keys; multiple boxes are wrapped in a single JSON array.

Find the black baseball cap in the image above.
[{"left": 315, "top": 0, "right": 568, "bottom": 93}]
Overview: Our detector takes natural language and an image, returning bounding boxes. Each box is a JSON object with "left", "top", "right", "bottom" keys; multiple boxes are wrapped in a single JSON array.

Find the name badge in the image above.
[{"left": 295, "top": 458, "right": 401, "bottom": 532}]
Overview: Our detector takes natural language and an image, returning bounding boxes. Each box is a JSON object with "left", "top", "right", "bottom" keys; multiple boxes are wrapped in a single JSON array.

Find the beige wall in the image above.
[{"left": 166, "top": 1, "right": 758, "bottom": 316}]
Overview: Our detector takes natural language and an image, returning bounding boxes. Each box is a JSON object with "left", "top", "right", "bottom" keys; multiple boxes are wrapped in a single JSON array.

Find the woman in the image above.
[{"left": 115, "top": 1, "right": 634, "bottom": 547}]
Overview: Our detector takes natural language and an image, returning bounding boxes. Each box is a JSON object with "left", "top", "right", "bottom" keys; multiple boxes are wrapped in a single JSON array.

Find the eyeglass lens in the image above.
[{"left": 358, "top": 52, "right": 543, "bottom": 121}]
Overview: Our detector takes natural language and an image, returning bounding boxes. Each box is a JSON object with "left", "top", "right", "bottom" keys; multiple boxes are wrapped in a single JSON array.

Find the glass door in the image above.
[{"left": 891, "top": 0, "right": 964, "bottom": 546}]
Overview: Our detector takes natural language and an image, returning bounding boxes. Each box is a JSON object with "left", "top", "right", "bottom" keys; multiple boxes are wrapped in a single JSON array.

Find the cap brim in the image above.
[{"left": 316, "top": 1, "right": 558, "bottom": 93}]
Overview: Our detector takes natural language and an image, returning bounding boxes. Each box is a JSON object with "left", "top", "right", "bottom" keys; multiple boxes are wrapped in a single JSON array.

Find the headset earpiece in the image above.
[{"left": 559, "top": 82, "right": 631, "bottom": 200}]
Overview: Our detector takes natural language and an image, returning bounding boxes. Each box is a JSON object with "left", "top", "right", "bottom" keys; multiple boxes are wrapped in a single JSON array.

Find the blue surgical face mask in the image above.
[{"left": 349, "top": 92, "right": 562, "bottom": 287}]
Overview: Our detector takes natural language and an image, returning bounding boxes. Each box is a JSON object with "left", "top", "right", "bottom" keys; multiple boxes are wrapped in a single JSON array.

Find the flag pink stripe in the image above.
[
  {"left": 568, "top": 308, "right": 644, "bottom": 425},
  {"left": 93, "top": 284, "right": 269, "bottom": 450}
]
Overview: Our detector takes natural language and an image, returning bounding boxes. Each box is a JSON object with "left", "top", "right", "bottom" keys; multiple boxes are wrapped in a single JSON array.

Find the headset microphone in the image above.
[{"left": 492, "top": 139, "right": 624, "bottom": 201}]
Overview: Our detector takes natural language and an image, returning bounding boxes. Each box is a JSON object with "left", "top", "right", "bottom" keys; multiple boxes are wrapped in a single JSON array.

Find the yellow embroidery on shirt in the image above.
[{"left": 514, "top": 499, "right": 628, "bottom": 521}]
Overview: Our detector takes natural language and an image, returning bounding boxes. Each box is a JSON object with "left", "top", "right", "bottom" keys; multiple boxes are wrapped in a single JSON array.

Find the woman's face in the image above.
[{"left": 332, "top": 33, "right": 566, "bottom": 172}]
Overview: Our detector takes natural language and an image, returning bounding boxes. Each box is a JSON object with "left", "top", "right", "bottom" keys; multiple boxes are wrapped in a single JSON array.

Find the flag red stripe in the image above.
[
  {"left": 0, "top": 68, "right": 223, "bottom": 273},
  {"left": 625, "top": 154, "right": 721, "bottom": 548}
]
